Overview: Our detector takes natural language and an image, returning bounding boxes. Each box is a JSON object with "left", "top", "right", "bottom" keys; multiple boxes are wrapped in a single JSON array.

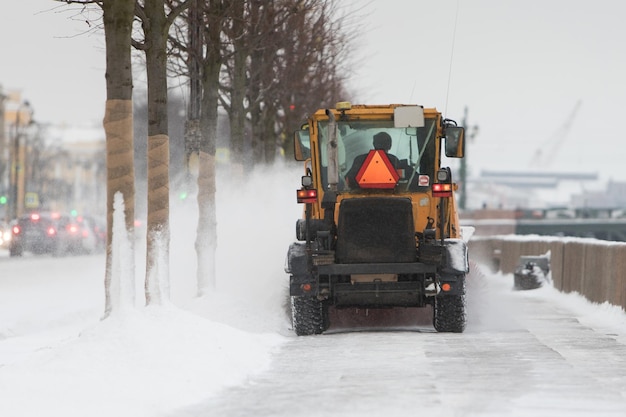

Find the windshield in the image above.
[{"left": 318, "top": 118, "right": 437, "bottom": 191}]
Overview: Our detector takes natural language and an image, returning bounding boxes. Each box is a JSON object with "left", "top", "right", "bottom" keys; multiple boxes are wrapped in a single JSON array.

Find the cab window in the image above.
[{"left": 317, "top": 118, "right": 437, "bottom": 191}]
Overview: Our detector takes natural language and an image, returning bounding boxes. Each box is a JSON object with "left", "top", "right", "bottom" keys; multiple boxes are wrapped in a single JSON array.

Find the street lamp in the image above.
[
  {"left": 0, "top": 87, "right": 8, "bottom": 222},
  {"left": 459, "top": 106, "right": 479, "bottom": 211},
  {"left": 9, "top": 100, "right": 32, "bottom": 221}
]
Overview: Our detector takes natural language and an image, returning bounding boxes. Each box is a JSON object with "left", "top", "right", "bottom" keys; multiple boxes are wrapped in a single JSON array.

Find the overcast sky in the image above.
[
  {"left": 345, "top": 0, "right": 626, "bottom": 183},
  {"left": 3, "top": 0, "right": 626, "bottom": 182},
  {"left": 1, "top": 1, "right": 105, "bottom": 126}
]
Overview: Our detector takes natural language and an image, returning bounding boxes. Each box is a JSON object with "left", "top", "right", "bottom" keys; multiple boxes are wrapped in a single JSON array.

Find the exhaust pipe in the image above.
[{"left": 325, "top": 109, "right": 339, "bottom": 191}]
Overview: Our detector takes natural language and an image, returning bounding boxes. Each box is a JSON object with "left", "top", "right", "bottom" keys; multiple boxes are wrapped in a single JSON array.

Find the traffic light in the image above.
[{"left": 0, "top": 195, "right": 7, "bottom": 205}]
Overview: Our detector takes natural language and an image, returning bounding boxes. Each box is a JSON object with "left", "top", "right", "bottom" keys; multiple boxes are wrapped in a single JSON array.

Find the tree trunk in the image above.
[
  {"left": 184, "top": 0, "right": 202, "bottom": 185},
  {"left": 195, "top": 146, "right": 217, "bottom": 295},
  {"left": 263, "top": 103, "right": 277, "bottom": 164},
  {"left": 228, "top": 0, "right": 247, "bottom": 179},
  {"left": 102, "top": 0, "right": 136, "bottom": 318},
  {"left": 195, "top": 0, "right": 223, "bottom": 296},
  {"left": 143, "top": 0, "right": 171, "bottom": 305}
]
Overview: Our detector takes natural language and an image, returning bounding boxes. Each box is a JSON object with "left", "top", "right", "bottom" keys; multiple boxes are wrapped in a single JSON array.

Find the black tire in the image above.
[
  {"left": 291, "top": 296, "right": 329, "bottom": 336},
  {"left": 433, "top": 293, "right": 466, "bottom": 333}
]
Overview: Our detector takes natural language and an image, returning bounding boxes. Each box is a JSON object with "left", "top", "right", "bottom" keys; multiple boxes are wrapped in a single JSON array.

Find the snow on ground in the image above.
[
  {"left": 0, "top": 298, "right": 282, "bottom": 417},
  {"left": 0, "top": 163, "right": 300, "bottom": 417},
  {"left": 466, "top": 262, "right": 626, "bottom": 340},
  {"left": 520, "top": 277, "right": 626, "bottom": 344},
  {"left": 1, "top": 163, "right": 626, "bottom": 416}
]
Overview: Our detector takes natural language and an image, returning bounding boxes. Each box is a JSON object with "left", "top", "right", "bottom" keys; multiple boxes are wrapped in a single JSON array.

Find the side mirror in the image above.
[
  {"left": 294, "top": 125, "right": 311, "bottom": 161},
  {"left": 445, "top": 126, "right": 465, "bottom": 158}
]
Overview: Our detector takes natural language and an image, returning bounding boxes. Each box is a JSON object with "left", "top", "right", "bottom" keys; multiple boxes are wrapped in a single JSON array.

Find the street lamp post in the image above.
[
  {"left": 459, "top": 106, "right": 479, "bottom": 211},
  {"left": 9, "top": 101, "right": 31, "bottom": 220},
  {"left": 0, "top": 87, "right": 7, "bottom": 223},
  {"left": 9, "top": 117, "right": 19, "bottom": 221}
]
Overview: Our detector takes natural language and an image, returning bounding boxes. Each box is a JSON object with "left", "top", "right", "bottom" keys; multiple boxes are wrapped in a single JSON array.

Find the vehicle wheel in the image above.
[
  {"left": 291, "top": 295, "right": 330, "bottom": 336},
  {"left": 433, "top": 292, "right": 466, "bottom": 333}
]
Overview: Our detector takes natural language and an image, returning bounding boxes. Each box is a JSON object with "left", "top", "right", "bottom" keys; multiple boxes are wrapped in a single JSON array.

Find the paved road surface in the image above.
[{"left": 173, "top": 273, "right": 626, "bottom": 417}]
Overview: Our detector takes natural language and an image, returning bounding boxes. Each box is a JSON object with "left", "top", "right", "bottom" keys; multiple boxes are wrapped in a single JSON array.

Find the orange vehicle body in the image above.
[{"left": 286, "top": 103, "right": 469, "bottom": 335}]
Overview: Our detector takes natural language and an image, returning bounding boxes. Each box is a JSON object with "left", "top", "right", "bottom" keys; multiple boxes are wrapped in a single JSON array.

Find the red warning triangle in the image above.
[{"left": 355, "top": 150, "right": 399, "bottom": 189}]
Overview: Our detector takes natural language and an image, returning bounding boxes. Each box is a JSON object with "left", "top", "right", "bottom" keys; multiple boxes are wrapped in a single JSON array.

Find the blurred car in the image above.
[
  {"left": 10, "top": 212, "right": 62, "bottom": 256},
  {"left": 77, "top": 215, "right": 106, "bottom": 253},
  {"left": 9, "top": 212, "right": 97, "bottom": 257},
  {"left": 61, "top": 215, "right": 97, "bottom": 255}
]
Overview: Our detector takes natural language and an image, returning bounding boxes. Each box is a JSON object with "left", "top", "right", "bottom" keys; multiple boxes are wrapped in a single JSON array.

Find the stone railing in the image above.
[{"left": 468, "top": 235, "right": 626, "bottom": 311}]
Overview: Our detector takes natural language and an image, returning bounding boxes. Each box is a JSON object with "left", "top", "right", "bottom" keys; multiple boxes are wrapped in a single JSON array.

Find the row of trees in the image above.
[{"left": 63, "top": 0, "right": 355, "bottom": 317}]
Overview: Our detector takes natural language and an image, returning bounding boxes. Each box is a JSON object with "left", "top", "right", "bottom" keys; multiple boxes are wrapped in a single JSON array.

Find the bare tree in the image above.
[
  {"left": 246, "top": 1, "right": 285, "bottom": 165},
  {"left": 167, "top": 0, "right": 356, "bottom": 297},
  {"left": 58, "top": 0, "right": 138, "bottom": 315},
  {"left": 88, "top": 0, "right": 355, "bottom": 305},
  {"left": 168, "top": 0, "right": 227, "bottom": 295},
  {"left": 101, "top": 0, "right": 137, "bottom": 317},
  {"left": 133, "top": 0, "right": 189, "bottom": 305},
  {"left": 195, "top": 0, "right": 227, "bottom": 295},
  {"left": 223, "top": 0, "right": 248, "bottom": 177},
  {"left": 273, "top": 0, "right": 354, "bottom": 158},
  {"left": 219, "top": 0, "right": 354, "bottom": 166}
]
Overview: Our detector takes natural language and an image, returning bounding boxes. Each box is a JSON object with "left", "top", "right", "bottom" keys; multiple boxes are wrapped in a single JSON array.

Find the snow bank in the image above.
[
  {"left": 0, "top": 162, "right": 302, "bottom": 417},
  {"left": 0, "top": 305, "right": 283, "bottom": 417}
]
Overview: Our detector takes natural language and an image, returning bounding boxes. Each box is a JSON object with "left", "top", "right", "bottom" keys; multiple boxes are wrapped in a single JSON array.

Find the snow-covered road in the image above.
[
  {"left": 2, "top": 248, "right": 626, "bottom": 417},
  {"left": 182, "top": 327, "right": 625, "bottom": 416},
  {"left": 174, "top": 270, "right": 626, "bottom": 417}
]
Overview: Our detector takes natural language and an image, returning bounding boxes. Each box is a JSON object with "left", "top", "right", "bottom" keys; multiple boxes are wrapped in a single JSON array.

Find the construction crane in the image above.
[{"left": 529, "top": 100, "right": 582, "bottom": 169}]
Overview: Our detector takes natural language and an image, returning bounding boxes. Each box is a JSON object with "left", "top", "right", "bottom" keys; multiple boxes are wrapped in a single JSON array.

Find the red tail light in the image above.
[
  {"left": 12, "top": 225, "right": 21, "bottom": 235},
  {"left": 432, "top": 183, "right": 453, "bottom": 198},
  {"left": 297, "top": 188, "right": 317, "bottom": 204},
  {"left": 47, "top": 227, "right": 57, "bottom": 236}
]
